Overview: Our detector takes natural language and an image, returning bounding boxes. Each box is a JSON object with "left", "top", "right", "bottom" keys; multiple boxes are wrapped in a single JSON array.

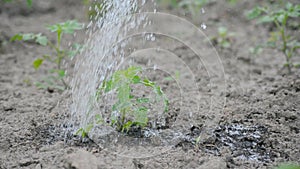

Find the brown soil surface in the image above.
[{"left": 0, "top": 0, "right": 299, "bottom": 168}]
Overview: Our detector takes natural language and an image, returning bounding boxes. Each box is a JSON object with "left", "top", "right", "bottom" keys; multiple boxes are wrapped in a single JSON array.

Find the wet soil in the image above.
[{"left": 0, "top": 0, "right": 299, "bottom": 168}]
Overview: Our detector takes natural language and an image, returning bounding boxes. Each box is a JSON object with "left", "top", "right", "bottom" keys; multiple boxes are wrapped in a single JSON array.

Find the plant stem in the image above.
[
  {"left": 121, "top": 109, "right": 126, "bottom": 127},
  {"left": 49, "top": 35, "right": 69, "bottom": 89},
  {"left": 275, "top": 20, "right": 291, "bottom": 73}
]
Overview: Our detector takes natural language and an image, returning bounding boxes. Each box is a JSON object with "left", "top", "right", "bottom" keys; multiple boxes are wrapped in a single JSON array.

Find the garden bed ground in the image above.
[{"left": 0, "top": 0, "right": 299, "bottom": 168}]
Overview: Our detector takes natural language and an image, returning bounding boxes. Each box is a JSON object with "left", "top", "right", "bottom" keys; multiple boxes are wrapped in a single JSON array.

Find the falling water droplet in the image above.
[
  {"left": 151, "top": 34, "right": 156, "bottom": 41},
  {"left": 200, "top": 23, "right": 207, "bottom": 30},
  {"left": 201, "top": 8, "right": 205, "bottom": 14}
]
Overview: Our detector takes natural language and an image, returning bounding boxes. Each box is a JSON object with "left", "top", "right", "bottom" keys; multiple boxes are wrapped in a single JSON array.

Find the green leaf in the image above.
[
  {"left": 57, "top": 70, "right": 65, "bottom": 78},
  {"left": 294, "top": 63, "right": 300, "bottom": 68},
  {"left": 221, "top": 41, "right": 231, "bottom": 48},
  {"left": 74, "top": 128, "right": 83, "bottom": 136},
  {"left": 33, "top": 58, "right": 43, "bottom": 70},
  {"left": 246, "top": 7, "right": 262, "bottom": 20},
  {"left": 35, "top": 34, "right": 48, "bottom": 46},
  {"left": 155, "top": 86, "right": 163, "bottom": 96},
  {"left": 143, "top": 79, "right": 155, "bottom": 87},
  {"left": 218, "top": 27, "right": 228, "bottom": 37},
  {"left": 10, "top": 33, "right": 48, "bottom": 46},
  {"left": 104, "top": 80, "right": 112, "bottom": 92},
  {"left": 164, "top": 99, "right": 169, "bottom": 112},
  {"left": 75, "top": 128, "right": 88, "bottom": 138},
  {"left": 22, "top": 33, "right": 35, "bottom": 41},
  {"left": 10, "top": 34, "right": 23, "bottom": 42},
  {"left": 124, "top": 66, "right": 142, "bottom": 79},
  {"left": 122, "top": 121, "right": 133, "bottom": 132},
  {"left": 27, "top": 0, "right": 32, "bottom": 7},
  {"left": 257, "top": 15, "right": 274, "bottom": 23},
  {"left": 47, "top": 20, "right": 83, "bottom": 34},
  {"left": 286, "top": 2, "right": 293, "bottom": 11},
  {"left": 136, "top": 98, "right": 150, "bottom": 103},
  {"left": 132, "top": 75, "right": 141, "bottom": 84},
  {"left": 195, "top": 136, "right": 201, "bottom": 144}
]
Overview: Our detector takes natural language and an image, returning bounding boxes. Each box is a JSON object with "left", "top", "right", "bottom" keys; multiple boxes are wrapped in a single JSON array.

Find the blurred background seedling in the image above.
[
  {"left": 178, "top": 0, "right": 208, "bottom": 17},
  {"left": 246, "top": 2, "right": 300, "bottom": 73},
  {"left": 210, "top": 26, "right": 235, "bottom": 49},
  {"left": 11, "top": 20, "right": 84, "bottom": 91},
  {"left": 249, "top": 45, "right": 263, "bottom": 57},
  {"left": 157, "top": 0, "right": 208, "bottom": 19},
  {"left": 226, "top": 0, "right": 237, "bottom": 6},
  {"left": 2, "top": 0, "right": 32, "bottom": 8}
]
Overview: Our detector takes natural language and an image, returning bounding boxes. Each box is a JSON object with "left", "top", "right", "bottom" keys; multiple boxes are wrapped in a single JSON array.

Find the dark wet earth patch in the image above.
[{"left": 211, "top": 124, "right": 275, "bottom": 162}]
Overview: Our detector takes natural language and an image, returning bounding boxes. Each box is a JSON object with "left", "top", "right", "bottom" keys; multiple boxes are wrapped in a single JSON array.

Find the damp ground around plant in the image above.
[{"left": 0, "top": 0, "right": 300, "bottom": 169}]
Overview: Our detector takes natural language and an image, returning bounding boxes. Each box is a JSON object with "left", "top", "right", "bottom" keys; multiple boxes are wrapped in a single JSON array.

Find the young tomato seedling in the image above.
[
  {"left": 98, "top": 66, "right": 169, "bottom": 132},
  {"left": 76, "top": 66, "right": 169, "bottom": 138},
  {"left": 11, "top": 20, "right": 84, "bottom": 90},
  {"left": 246, "top": 2, "right": 300, "bottom": 72}
]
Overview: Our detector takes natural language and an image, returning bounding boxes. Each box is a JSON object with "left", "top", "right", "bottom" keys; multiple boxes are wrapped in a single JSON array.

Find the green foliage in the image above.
[
  {"left": 11, "top": 20, "right": 84, "bottom": 91},
  {"left": 211, "top": 26, "right": 235, "bottom": 49},
  {"left": 246, "top": 2, "right": 300, "bottom": 72},
  {"left": 2, "top": 0, "right": 32, "bottom": 8},
  {"left": 76, "top": 66, "right": 169, "bottom": 138},
  {"left": 97, "top": 66, "right": 169, "bottom": 132},
  {"left": 227, "top": 0, "right": 237, "bottom": 6},
  {"left": 275, "top": 164, "right": 300, "bottom": 169}
]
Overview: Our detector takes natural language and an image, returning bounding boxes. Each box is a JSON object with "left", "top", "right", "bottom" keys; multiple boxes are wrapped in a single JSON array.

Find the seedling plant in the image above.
[
  {"left": 246, "top": 2, "right": 300, "bottom": 72},
  {"left": 76, "top": 66, "right": 169, "bottom": 137},
  {"left": 211, "top": 26, "right": 235, "bottom": 49},
  {"left": 157, "top": 0, "right": 208, "bottom": 17},
  {"left": 11, "top": 20, "right": 84, "bottom": 90},
  {"left": 177, "top": 0, "right": 208, "bottom": 17}
]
